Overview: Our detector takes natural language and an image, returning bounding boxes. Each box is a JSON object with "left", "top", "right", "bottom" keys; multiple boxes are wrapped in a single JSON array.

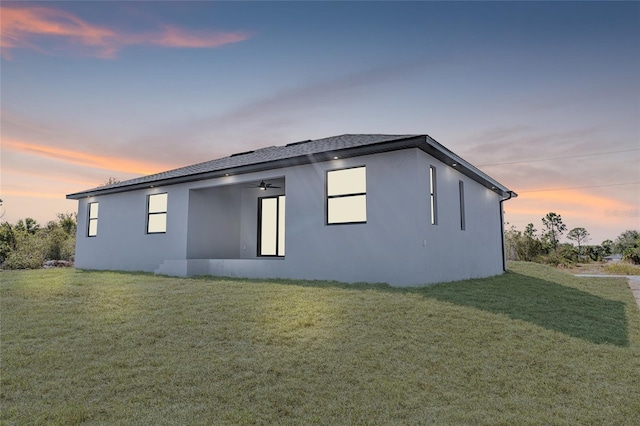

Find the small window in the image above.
[
  {"left": 429, "top": 166, "right": 438, "bottom": 225},
  {"left": 327, "top": 166, "right": 367, "bottom": 224},
  {"left": 87, "top": 202, "right": 98, "bottom": 237},
  {"left": 459, "top": 181, "right": 465, "bottom": 231},
  {"left": 147, "top": 193, "right": 168, "bottom": 234}
]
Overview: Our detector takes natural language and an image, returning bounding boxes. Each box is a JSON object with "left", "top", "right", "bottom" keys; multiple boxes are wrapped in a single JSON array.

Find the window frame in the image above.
[
  {"left": 87, "top": 202, "right": 98, "bottom": 237},
  {"left": 325, "top": 165, "right": 367, "bottom": 225},
  {"left": 429, "top": 165, "right": 438, "bottom": 225},
  {"left": 257, "top": 195, "right": 285, "bottom": 257},
  {"left": 459, "top": 180, "right": 466, "bottom": 231},
  {"left": 147, "top": 193, "right": 168, "bottom": 234}
]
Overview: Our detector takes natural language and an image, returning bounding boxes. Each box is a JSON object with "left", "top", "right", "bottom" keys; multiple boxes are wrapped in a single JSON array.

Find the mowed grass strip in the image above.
[{"left": 1, "top": 262, "right": 639, "bottom": 425}]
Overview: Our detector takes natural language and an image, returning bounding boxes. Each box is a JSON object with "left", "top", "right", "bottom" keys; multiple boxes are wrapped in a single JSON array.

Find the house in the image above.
[
  {"left": 604, "top": 254, "right": 623, "bottom": 262},
  {"left": 66, "top": 134, "right": 517, "bottom": 286}
]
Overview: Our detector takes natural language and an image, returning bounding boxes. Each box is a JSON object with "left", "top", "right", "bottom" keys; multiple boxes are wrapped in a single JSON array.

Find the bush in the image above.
[
  {"left": 1, "top": 215, "right": 76, "bottom": 269},
  {"left": 42, "top": 226, "right": 75, "bottom": 261},
  {"left": 0, "top": 222, "right": 17, "bottom": 263},
  {"left": 3, "top": 232, "right": 47, "bottom": 269},
  {"left": 538, "top": 244, "right": 577, "bottom": 267},
  {"left": 623, "top": 247, "right": 640, "bottom": 265}
]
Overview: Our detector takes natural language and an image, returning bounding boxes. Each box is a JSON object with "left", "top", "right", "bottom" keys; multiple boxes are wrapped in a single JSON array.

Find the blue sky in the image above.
[{"left": 2, "top": 1, "right": 639, "bottom": 243}]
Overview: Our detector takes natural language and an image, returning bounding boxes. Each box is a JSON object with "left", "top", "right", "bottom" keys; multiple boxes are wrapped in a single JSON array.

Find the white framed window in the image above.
[
  {"left": 87, "top": 202, "right": 98, "bottom": 237},
  {"left": 459, "top": 181, "right": 465, "bottom": 231},
  {"left": 147, "top": 193, "right": 168, "bottom": 234},
  {"left": 258, "top": 195, "right": 285, "bottom": 257},
  {"left": 429, "top": 166, "right": 438, "bottom": 225},
  {"left": 327, "top": 166, "right": 367, "bottom": 224}
]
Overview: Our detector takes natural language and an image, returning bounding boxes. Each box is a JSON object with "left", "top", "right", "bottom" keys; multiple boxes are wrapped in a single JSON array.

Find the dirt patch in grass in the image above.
[{"left": 558, "top": 262, "right": 609, "bottom": 274}]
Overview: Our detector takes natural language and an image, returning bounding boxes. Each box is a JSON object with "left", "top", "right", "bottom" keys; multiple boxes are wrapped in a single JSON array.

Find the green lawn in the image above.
[{"left": 2, "top": 262, "right": 639, "bottom": 425}]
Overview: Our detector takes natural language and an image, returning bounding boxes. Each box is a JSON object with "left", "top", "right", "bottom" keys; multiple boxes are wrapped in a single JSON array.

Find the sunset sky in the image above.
[{"left": 1, "top": 1, "right": 639, "bottom": 244}]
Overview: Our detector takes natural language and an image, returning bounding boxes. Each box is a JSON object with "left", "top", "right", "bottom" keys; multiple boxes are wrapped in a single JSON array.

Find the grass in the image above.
[
  {"left": 561, "top": 261, "right": 640, "bottom": 276},
  {"left": 2, "top": 262, "right": 639, "bottom": 425},
  {"left": 604, "top": 262, "right": 640, "bottom": 276}
]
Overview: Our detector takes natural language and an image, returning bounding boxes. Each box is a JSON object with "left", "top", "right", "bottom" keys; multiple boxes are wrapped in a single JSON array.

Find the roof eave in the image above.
[
  {"left": 66, "top": 136, "right": 425, "bottom": 199},
  {"left": 66, "top": 135, "right": 515, "bottom": 199},
  {"left": 419, "top": 135, "right": 514, "bottom": 198}
]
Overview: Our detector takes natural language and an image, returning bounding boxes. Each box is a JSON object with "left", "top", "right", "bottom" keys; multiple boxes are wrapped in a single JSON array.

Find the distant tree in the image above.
[
  {"left": 612, "top": 230, "right": 640, "bottom": 265},
  {"left": 584, "top": 245, "right": 606, "bottom": 262},
  {"left": 56, "top": 212, "right": 77, "bottom": 236},
  {"left": 504, "top": 223, "right": 543, "bottom": 261},
  {"left": 0, "top": 222, "right": 16, "bottom": 263},
  {"left": 567, "top": 227, "right": 590, "bottom": 257},
  {"left": 0, "top": 198, "right": 5, "bottom": 218},
  {"left": 541, "top": 212, "right": 567, "bottom": 252},
  {"left": 601, "top": 239, "right": 613, "bottom": 257},
  {"left": 504, "top": 225, "right": 521, "bottom": 261},
  {"left": 524, "top": 223, "right": 537, "bottom": 239},
  {"left": 99, "top": 177, "right": 121, "bottom": 187},
  {"left": 613, "top": 230, "right": 640, "bottom": 254},
  {"left": 624, "top": 248, "right": 640, "bottom": 265},
  {"left": 15, "top": 218, "right": 40, "bottom": 235},
  {"left": 557, "top": 243, "right": 578, "bottom": 263},
  {"left": 522, "top": 223, "right": 544, "bottom": 261}
]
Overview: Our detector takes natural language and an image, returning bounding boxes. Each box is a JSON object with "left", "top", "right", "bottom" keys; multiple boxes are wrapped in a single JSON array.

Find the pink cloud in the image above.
[
  {"left": 4, "top": 139, "right": 172, "bottom": 175},
  {"left": 149, "top": 24, "right": 249, "bottom": 48},
  {"left": 0, "top": 5, "right": 250, "bottom": 59}
]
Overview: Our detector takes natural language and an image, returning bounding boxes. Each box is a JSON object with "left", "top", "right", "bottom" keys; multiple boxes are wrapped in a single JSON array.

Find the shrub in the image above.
[
  {"left": 0, "top": 222, "right": 17, "bottom": 263},
  {"left": 3, "top": 232, "right": 47, "bottom": 269},
  {"left": 623, "top": 247, "right": 640, "bottom": 265},
  {"left": 1, "top": 215, "right": 76, "bottom": 269}
]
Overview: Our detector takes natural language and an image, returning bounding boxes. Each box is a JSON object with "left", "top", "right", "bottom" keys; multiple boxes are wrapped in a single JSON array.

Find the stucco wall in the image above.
[
  {"left": 415, "top": 150, "right": 504, "bottom": 283},
  {"left": 75, "top": 148, "right": 506, "bottom": 285},
  {"left": 187, "top": 186, "right": 242, "bottom": 259},
  {"left": 278, "top": 149, "right": 424, "bottom": 284},
  {"left": 75, "top": 185, "right": 190, "bottom": 272}
]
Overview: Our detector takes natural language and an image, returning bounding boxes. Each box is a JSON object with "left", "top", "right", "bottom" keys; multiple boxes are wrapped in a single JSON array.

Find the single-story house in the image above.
[
  {"left": 67, "top": 134, "right": 516, "bottom": 286},
  {"left": 604, "top": 254, "right": 623, "bottom": 262}
]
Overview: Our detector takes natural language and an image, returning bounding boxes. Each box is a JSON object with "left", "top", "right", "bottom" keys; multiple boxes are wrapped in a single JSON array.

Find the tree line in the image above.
[
  {"left": 0, "top": 209, "right": 638, "bottom": 270},
  {"left": 505, "top": 212, "right": 640, "bottom": 266},
  {"left": 0, "top": 213, "right": 77, "bottom": 269}
]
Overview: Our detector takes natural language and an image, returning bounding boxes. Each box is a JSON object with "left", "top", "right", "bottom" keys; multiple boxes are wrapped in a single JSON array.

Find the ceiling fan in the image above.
[{"left": 247, "top": 180, "right": 282, "bottom": 191}]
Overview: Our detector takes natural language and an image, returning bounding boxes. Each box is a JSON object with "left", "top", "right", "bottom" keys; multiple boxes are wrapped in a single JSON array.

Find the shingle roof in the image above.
[{"left": 66, "top": 134, "right": 515, "bottom": 199}]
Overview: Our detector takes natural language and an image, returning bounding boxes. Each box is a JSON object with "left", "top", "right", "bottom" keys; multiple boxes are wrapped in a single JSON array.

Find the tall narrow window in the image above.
[
  {"left": 258, "top": 195, "right": 285, "bottom": 257},
  {"left": 459, "top": 180, "right": 465, "bottom": 231},
  {"left": 278, "top": 195, "right": 286, "bottom": 256},
  {"left": 429, "top": 166, "right": 438, "bottom": 225},
  {"left": 147, "top": 193, "right": 168, "bottom": 234},
  {"left": 87, "top": 202, "right": 98, "bottom": 237},
  {"left": 327, "top": 166, "right": 367, "bottom": 224}
]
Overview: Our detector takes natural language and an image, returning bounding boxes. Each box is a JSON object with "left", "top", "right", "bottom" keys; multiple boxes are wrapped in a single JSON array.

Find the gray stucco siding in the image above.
[
  {"left": 75, "top": 186, "right": 189, "bottom": 272},
  {"left": 280, "top": 149, "right": 423, "bottom": 285},
  {"left": 415, "top": 150, "right": 504, "bottom": 283},
  {"left": 74, "top": 148, "right": 505, "bottom": 285}
]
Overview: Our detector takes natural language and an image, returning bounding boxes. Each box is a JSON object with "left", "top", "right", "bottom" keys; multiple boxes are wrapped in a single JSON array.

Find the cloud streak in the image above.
[
  {"left": 0, "top": 5, "right": 249, "bottom": 59},
  {"left": 4, "top": 140, "right": 171, "bottom": 175},
  {"left": 2, "top": 189, "right": 68, "bottom": 200}
]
